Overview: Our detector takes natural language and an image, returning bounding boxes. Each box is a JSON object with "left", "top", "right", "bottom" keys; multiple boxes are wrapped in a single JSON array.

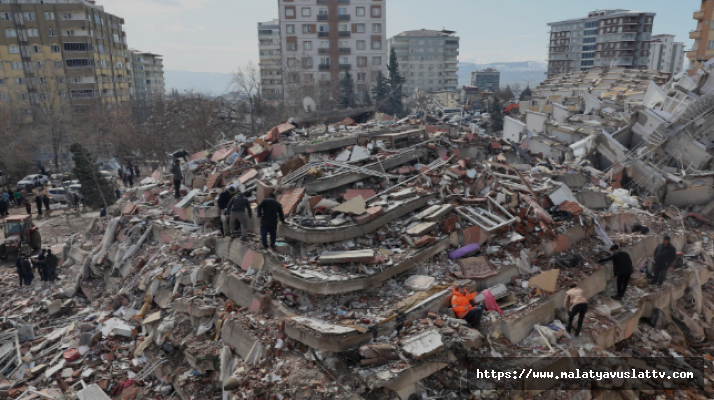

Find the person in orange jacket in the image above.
[{"left": 451, "top": 286, "right": 484, "bottom": 328}]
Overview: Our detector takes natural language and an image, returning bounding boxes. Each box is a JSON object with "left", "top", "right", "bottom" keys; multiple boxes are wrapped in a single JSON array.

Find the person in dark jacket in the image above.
[
  {"left": 227, "top": 191, "right": 253, "bottom": 239},
  {"left": 45, "top": 249, "right": 59, "bottom": 282},
  {"left": 134, "top": 164, "right": 140, "bottom": 177},
  {"left": 171, "top": 160, "right": 183, "bottom": 199},
  {"left": 35, "top": 249, "right": 47, "bottom": 282},
  {"left": 126, "top": 164, "right": 134, "bottom": 188},
  {"left": 118, "top": 167, "right": 127, "bottom": 187},
  {"left": 217, "top": 187, "right": 235, "bottom": 237},
  {"left": 35, "top": 194, "right": 43, "bottom": 216},
  {"left": 0, "top": 197, "right": 7, "bottom": 217},
  {"left": 16, "top": 254, "right": 33, "bottom": 286},
  {"left": 598, "top": 244, "right": 633, "bottom": 300},
  {"left": 257, "top": 193, "right": 285, "bottom": 250},
  {"left": 651, "top": 236, "right": 677, "bottom": 287},
  {"left": 73, "top": 193, "right": 80, "bottom": 212},
  {"left": 172, "top": 149, "right": 189, "bottom": 164},
  {"left": 24, "top": 199, "right": 31, "bottom": 215}
]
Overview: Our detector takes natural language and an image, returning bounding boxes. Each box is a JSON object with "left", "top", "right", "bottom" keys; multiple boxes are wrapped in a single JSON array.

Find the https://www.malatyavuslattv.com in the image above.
[{"left": 472, "top": 368, "right": 694, "bottom": 381}]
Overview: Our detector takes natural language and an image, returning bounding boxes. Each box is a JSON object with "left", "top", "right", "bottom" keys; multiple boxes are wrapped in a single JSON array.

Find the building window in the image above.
[
  {"left": 286, "top": 25, "right": 295, "bottom": 34},
  {"left": 287, "top": 42, "right": 296, "bottom": 51},
  {"left": 0, "top": 12, "right": 12, "bottom": 21},
  {"left": 339, "top": 24, "right": 348, "bottom": 32},
  {"left": 357, "top": 57, "right": 367, "bottom": 67},
  {"left": 301, "top": 8, "right": 311, "bottom": 17},
  {"left": 0, "top": 93, "right": 7, "bottom": 102},
  {"left": 320, "top": 41, "right": 329, "bottom": 49},
  {"left": 356, "top": 7, "right": 365, "bottom": 17},
  {"left": 65, "top": 30, "right": 76, "bottom": 36},
  {"left": 372, "top": 40, "right": 382, "bottom": 50},
  {"left": 11, "top": 61, "right": 22, "bottom": 70},
  {"left": 303, "top": 41, "right": 312, "bottom": 50},
  {"left": 54, "top": 61, "right": 63, "bottom": 68},
  {"left": 373, "top": 23, "right": 382, "bottom": 33},
  {"left": 285, "top": 8, "right": 295, "bottom": 18},
  {"left": 44, "top": 11, "right": 55, "bottom": 20},
  {"left": 319, "top": 25, "right": 329, "bottom": 32},
  {"left": 51, "top": 44, "right": 60, "bottom": 53},
  {"left": 48, "top": 28, "right": 58, "bottom": 37},
  {"left": 372, "top": 7, "right": 381, "bottom": 17},
  {"left": 582, "top": 45, "right": 595, "bottom": 51},
  {"left": 357, "top": 40, "right": 366, "bottom": 50},
  {"left": 23, "top": 12, "right": 36, "bottom": 21},
  {"left": 318, "top": 8, "right": 328, "bottom": 16},
  {"left": 0, "top": 78, "right": 4, "bottom": 86},
  {"left": 339, "top": 57, "right": 349, "bottom": 65},
  {"left": 320, "top": 57, "right": 330, "bottom": 66},
  {"left": 357, "top": 72, "right": 366, "bottom": 82},
  {"left": 27, "top": 29, "right": 39, "bottom": 37},
  {"left": 303, "top": 58, "right": 313, "bottom": 67},
  {"left": 708, "top": 40, "right": 714, "bottom": 50},
  {"left": 14, "top": 77, "right": 25, "bottom": 85},
  {"left": 9, "top": 45, "right": 19, "bottom": 54},
  {"left": 303, "top": 25, "right": 313, "bottom": 33},
  {"left": 355, "top": 24, "right": 365, "bottom": 33},
  {"left": 338, "top": 8, "right": 348, "bottom": 15},
  {"left": 287, "top": 58, "right": 296, "bottom": 67},
  {"left": 373, "top": 56, "right": 382, "bottom": 65},
  {"left": 4, "top": 29, "right": 16, "bottom": 38}
]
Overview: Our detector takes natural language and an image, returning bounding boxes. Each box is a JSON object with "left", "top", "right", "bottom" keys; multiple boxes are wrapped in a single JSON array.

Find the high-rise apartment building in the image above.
[
  {"left": 547, "top": 9, "right": 655, "bottom": 77},
  {"left": 0, "top": 0, "right": 133, "bottom": 113},
  {"left": 687, "top": 1, "right": 714, "bottom": 74},
  {"left": 131, "top": 50, "right": 164, "bottom": 101},
  {"left": 258, "top": 19, "right": 283, "bottom": 101},
  {"left": 388, "top": 29, "right": 459, "bottom": 94},
  {"left": 276, "top": 0, "right": 387, "bottom": 103},
  {"left": 470, "top": 68, "right": 500, "bottom": 92},
  {"left": 648, "top": 34, "right": 684, "bottom": 75}
]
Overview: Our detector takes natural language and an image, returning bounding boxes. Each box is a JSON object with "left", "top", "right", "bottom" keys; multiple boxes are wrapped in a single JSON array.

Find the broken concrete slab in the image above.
[
  {"left": 528, "top": 269, "right": 560, "bottom": 293},
  {"left": 400, "top": 330, "right": 444, "bottom": 360},
  {"left": 318, "top": 250, "right": 377, "bottom": 265},
  {"left": 331, "top": 195, "right": 366, "bottom": 215}
]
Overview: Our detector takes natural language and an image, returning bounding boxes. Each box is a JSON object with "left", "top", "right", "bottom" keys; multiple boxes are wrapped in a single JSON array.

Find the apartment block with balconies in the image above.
[
  {"left": 131, "top": 50, "right": 164, "bottom": 101},
  {"left": 0, "top": 0, "right": 133, "bottom": 115},
  {"left": 277, "top": 0, "right": 387, "bottom": 100},
  {"left": 388, "top": 29, "right": 459, "bottom": 95},
  {"left": 648, "top": 34, "right": 684, "bottom": 75},
  {"left": 687, "top": 0, "right": 714, "bottom": 74},
  {"left": 547, "top": 9, "right": 655, "bottom": 77},
  {"left": 258, "top": 19, "right": 283, "bottom": 101}
]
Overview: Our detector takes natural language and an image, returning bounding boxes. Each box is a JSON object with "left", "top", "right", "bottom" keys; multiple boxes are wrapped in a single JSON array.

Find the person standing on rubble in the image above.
[
  {"left": 16, "top": 254, "right": 33, "bottom": 287},
  {"left": 651, "top": 235, "right": 677, "bottom": 288},
  {"left": 35, "top": 249, "right": 47, "bottom": 283},
  {"left": 34, "top": 194, "right": 43, "bottom": 216},
  {"left": 45, "top": 249, "right": 59, "bottom": 282},
  {"left": 451, "top": 286, "right": 483, "bottom": 328},
  {"left": 172, "top": 149, "right": 189, "bottom": 164},
  {"left": 564, "top": 284, "right": 588, "bottom": 337},
  {"left": 171, "top": 159, "right": 183, "bottom": 199},
  {"left": 227, "top": 190, "right": 253, "bottom": 239},
  {"left": 257, "top": 193, "right": 285, "bottom": 250},
  {"left": 42, "top": 192, "right": 50, "bottom": 213},
  {"left": 598, "top": 244, "right": 633, "bottom": 300},
  {"left": 126, "top": 163, "right": 135, "bottom": 188},
  {"left": 217, "top": 187, "right": 236, "bottom": 237}
]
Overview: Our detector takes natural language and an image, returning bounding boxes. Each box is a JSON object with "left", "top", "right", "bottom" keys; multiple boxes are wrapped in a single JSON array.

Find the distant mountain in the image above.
[
  {"left": 164, "top": 70, "right": 234, "bottom": 95},
  {"left": 458, "top": 61, "right": 548, "bottom": 88}
]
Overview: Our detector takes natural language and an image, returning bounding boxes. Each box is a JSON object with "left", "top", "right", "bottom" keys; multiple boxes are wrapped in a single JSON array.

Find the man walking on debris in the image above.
[
  {"left": 45, "top": 249, "right": 59, "bottom": 283},
  {"left": 16, "top": 254, "right": 33, "bottom": 287},
  {"left": 34, "top": 194, "right": 43, "bottom": 216},
  {"left": 227, "top": 190, "right": 252, "bottom": 239},
  {"left": 172, "top": 149, "right": 189, "bottom": 164},
  {"left": 598, "top": 244, "right": 633, "bottom": 300},
  {"left": 35, "top": 249, "right": 47, "bottom": 283},
  {"left": 257, "top": 193, "right": 285, "bottom": 250},
  {"left": 451, "top": 286, "right": 483, "bottom": 328},
  {"left": 217, "top": 187, "right": 235, "bottom": 237},
  {"left": 651, "top": 235, "right": 677, "bottom": 288},
  {"left": 565, "top": 284, "right": 588, "bottom": 337},
  {"left": 171, "top": 160, "right": 183, "bottom": 199},
  {"left": 42, "top": 193, "right": 50, "bottom": 213}
]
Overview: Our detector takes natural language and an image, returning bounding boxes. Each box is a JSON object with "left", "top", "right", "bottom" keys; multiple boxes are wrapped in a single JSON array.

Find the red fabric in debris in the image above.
[
  {"left": 111, "top": 379, "right": 145, "bottom": 396},
  {"left": 482, "top": 289, "right": 503, "bottom": 314}
]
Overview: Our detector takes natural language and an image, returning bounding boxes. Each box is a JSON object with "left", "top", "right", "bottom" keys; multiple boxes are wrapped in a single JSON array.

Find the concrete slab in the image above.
[{"left": 400, "top": 330, "right": 443, "bottom": 360}]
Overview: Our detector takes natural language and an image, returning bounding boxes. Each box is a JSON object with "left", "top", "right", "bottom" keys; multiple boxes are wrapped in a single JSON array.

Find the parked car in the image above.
[
  {"left": 17, "top": 174, "right": 49, "bottom": 188},
  {"left": 67, "top": 184, "right": 82, "bottom": 195},
  {"left": 47, "top": 188, "right": 71, "bottom": 204}
]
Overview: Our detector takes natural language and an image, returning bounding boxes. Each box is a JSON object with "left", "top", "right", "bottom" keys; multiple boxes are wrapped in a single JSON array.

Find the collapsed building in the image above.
[{"left": 4, "top": 64, "right": 714, "bottom": 400}]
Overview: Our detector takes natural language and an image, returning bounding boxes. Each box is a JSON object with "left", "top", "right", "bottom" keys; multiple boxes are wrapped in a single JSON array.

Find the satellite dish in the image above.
[{"left": 303, "top": 96, "right": 316, "bottom": 113}]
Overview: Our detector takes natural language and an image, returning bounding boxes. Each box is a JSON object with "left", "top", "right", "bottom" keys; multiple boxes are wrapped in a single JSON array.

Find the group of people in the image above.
[
  {"left": 216, "top": 187, "right": 286, "bottom": 250},
  {"left": 118, "top": 163, "right": 140, "bottom": 188},
  {"left": 448, "top": 236, "right": 680, "bottom": 339},
  {"left": 15, "top": 249, "right": 60, "bottom": 287},
  {"left": 0, "top": 190, "right": 25, "bottom": 217}
]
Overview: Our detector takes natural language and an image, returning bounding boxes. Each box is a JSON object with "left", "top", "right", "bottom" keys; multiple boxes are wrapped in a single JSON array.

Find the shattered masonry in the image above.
[{"left": 7, "top": 63, "right": 714, "bottom": 400}]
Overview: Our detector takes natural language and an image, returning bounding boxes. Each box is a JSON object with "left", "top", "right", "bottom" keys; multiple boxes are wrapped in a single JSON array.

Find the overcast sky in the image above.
[{"left": 100, "top": 0, "right": 695, "bottom": 73}]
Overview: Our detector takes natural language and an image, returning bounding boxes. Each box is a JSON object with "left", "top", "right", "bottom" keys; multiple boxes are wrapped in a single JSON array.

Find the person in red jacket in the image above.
[{"left": 451, "top": 286, "right": 484, "bottom": 328}]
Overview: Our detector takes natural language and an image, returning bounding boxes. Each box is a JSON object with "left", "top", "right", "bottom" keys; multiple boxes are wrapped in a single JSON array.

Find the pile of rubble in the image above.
[{"left": 6, "top": 62, "right": 714, "bottom": 400}]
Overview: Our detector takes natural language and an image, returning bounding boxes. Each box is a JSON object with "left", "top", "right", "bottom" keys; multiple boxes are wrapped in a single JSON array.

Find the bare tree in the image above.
[{"left": 229, "top": 62, "right": 263, "bottom": 136}]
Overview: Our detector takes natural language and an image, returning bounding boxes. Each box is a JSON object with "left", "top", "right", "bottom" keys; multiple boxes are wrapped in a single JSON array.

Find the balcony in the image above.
[
  {"left": 318, "top": 31, "right": 330, "bottom": 37},
  {"left": 339, "top": 47, "right": 351, "bottom": 54},
  {"left": 318, "top": 48, "right": 330, "bottom": 54},
  {"left": 317, "top": 0, "right": 328, "bottom": 3},
  {"left": 319, "top": 64, "right": 331, "bottom": 71},
  {"left": 338, "top": 0, "right": 350, "bottom": 3},
  {"left": 339, "top": 64, "right": 351, "bottom": 70},
  {"left": 695, "top": 10, "right": 706, "bottom": 20},
  {"left": 338, "top": 31, "right": 350, "bottom": 38},
  {"left": 317, "top": 14, "right": 328, "bottom": 21},
  {"left": 338, "top": 14, "right": 350, "bottom": 21},
  {"left": 691, "top": 30, "right": 702, "bottom": 39}
]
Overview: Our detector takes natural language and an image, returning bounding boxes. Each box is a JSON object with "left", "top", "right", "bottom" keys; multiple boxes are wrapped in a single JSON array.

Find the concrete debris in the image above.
[{"left": 9, "top": 66, "right": 714, "bottom": 400}]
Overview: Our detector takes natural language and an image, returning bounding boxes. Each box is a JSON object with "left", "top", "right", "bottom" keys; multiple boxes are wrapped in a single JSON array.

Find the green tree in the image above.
[
  {"left": 519, "top": 87, "right": 533, "bottom": 101},
  {"left": 372, "top": 72, "right": 390, "bottom": 109},
  {"left": 339, "top": 71, "right": 357, "bottom": 108},
  {"left": 487, "top": 96, "right": 504, "bottom": 133},
  {"left": 70, "top": 143, "right": 116, "bottom": 210},
  {"left": 361, "top": 90, "right": 372, "bottom": 107},
  {"left": 385, "top": 47, "right": 406, "bottom": 116},
  {"left": 503, "top": 85, "right": 515, "bottom": 101}
]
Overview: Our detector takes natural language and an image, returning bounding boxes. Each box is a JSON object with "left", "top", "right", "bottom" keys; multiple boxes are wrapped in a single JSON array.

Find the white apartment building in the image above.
[
  {"left": 258, "top": 19, "right": 283, "bottom": 100},
  {"left": 388, "top": 29, "right": 459, "bottom": 95},
  {"left": 648, "top": 34, "right": 685, "bottom": 75},
  {"left": 547, "top": 9, "right": 655, "bottom": 77},
  {"left": 130, "top": 50, "right": 164, "bottom": 101},
  {"left": 276, "top": 0, "right": 387, "bottom": 101}
]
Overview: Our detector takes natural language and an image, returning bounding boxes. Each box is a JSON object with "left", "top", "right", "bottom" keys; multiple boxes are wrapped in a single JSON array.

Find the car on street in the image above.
[
  {"left": 17, "top": 174, "right": 49, "bottom": 188},
  {"left": 47, "top": 188, "right": 71, "bottom": 204}
]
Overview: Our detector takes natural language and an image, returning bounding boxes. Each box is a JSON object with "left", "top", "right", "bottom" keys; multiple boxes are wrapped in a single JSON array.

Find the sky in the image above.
[{"left": 99, "top": 0, "right": 696, "bottom": 73}]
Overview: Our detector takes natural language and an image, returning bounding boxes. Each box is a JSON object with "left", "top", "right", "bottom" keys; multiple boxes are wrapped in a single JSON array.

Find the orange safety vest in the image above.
[{"left": 451, "top": 287, "right": 477, "bottom": 319}]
